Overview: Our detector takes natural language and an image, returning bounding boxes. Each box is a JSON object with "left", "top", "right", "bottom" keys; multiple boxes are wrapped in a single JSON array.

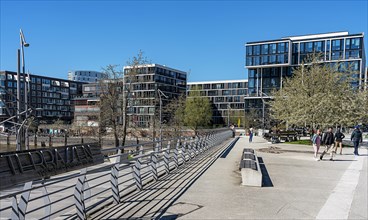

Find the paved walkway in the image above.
[{"left": 161, "top": 136, "right": 367, "bottom": 219}]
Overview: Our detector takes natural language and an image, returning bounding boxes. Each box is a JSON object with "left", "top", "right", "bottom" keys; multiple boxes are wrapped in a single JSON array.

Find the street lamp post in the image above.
[
  {"left": 157, "top": 89, "right": 168, "bottom": 141},
  {"left": 21, "top": 29, "right": 30, "bottom": 149},
  {"left": 16, "top": 49, "right": 21, "bottom": 151},
  {"left": 227, "top": 104, "right": 231, "bottom": 127},
  {"left": 16, "top": 29, "right": 30, "bottom": 151},
  {"left": 259, "top": 91, "right": 268, "bottom": 136}
]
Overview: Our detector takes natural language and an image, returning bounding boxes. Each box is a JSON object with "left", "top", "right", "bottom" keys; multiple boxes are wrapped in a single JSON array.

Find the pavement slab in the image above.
[{"left": 161, "top": 135, "right": 367, "bottom": 219}]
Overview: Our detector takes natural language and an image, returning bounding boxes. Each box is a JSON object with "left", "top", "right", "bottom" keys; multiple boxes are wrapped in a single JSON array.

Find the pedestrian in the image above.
[
  {"left": 334, "top": 126, "right": 345, "bottom": 155},
  {"left": 311, "top": 129, "right": 321, "bottom": 161},
  {"left": 320, "top": 127, "right": 335, "bottom": 161},
  {"left": 249, "top": 127, "right": 253, "bottom": 143},
  {"left": 351, "top": 126, "right": 363, "bottom": 156}
]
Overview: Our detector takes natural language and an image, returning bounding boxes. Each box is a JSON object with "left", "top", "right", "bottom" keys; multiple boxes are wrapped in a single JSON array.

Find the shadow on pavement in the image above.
[{"left": 258, "top": 157, "right": 273, "bottom": 187}]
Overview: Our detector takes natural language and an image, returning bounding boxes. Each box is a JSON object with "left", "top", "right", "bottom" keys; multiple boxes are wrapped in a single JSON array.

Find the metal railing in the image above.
[{"left": 0, "top": 129, "right": 233, "bottom": 220}]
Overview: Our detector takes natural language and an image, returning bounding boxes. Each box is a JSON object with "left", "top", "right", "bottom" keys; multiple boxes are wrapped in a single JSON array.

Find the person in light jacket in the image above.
[{"left": 311, "top": 129, "right": 321, "bottom": 161}]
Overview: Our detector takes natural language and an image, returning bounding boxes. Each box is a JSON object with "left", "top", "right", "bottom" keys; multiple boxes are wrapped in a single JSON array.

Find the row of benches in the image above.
[{"left": 263, "top": 132, "right": 301, "bottom": 143}]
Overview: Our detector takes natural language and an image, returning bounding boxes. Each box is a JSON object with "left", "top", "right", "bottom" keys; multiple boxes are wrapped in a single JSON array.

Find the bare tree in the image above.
[
  {"left": 121, "top": 51, "right": 149, "bottom": 146},
  {"left": 99, "top": 65, "right": 124, "bottom": 148}
]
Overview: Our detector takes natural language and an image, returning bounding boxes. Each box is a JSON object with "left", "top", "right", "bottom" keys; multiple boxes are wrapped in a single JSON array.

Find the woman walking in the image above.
[
  {"left": 334, "top": 126, "right": 345, "bottom": 155},
  {"left": 311, "top": 129, "right": 321, "bottom": 161}
]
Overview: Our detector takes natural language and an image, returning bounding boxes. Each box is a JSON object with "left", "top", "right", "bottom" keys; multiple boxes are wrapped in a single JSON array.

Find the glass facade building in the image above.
[
  {"left": 245, "top": 31, "right": 366, "bottom": 116},
  {"left": 187, "top": 80, "right": 248, "bottom": 126}
]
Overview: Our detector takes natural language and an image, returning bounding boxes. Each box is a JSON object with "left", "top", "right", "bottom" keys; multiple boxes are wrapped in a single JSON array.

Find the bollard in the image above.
[
  {"left": 11, "top": 181, "right": 32, "bottom": 220},
  {"left": 7, "top": 133, "right": 10, "bottom": 146},
  {"left": 132, "top": 146, "right": 143, "bottom": 190},
  {"left": 74, "top": 168, "right": 90, "bottom": 220},
  {"left": 150, "top": 151, "right": 158, "bottom": 181},
  {"left": 40, "top": 183, "right": 51, "bottom": 220},
  {"left": 173, "top": 139, "right": 180, "bottom": 168},
  {"left": 110, "top": 149, "right": 121, "bottom": 204},
  {"left": 48, "top": 135, "right": 52, "bottom": 147},
  {"left": 181, "top": 138, "right": 188, "bottom": 162},
  {"left": 163, "top": 141, "right": 171, "bottom": 174}
]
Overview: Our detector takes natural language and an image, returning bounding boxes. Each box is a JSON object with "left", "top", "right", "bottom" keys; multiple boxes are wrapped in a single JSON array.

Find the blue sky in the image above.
[{"left": 1, "top": 1, "right": 367, "bottom": 82}]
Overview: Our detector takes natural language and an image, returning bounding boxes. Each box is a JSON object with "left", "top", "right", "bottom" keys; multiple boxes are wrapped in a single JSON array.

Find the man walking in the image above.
[
  {"left": 320, "top": 127, "right": 335, "bottom": 161},
  {"left": 351, "top": 126, "right": 363, "bottom": 156}
]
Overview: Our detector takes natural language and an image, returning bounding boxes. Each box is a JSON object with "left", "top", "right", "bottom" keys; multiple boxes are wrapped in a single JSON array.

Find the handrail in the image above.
[{"left": 0, "top": 128, "right": 233, "bottom": 219}]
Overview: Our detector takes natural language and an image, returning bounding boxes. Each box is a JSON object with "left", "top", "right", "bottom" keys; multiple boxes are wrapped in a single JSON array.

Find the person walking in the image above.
[
  {"left": 311, "top": 129, "right": 321, "bottom": 161},
  {"left": 334, "top": 126, "right": 345, "bottom": 155},
  {"left": 351, "top": 126, "right": 363, "bottom": 156},
  {"left": 249, "top": 127, "right": 253, "bottom": 143},
  {"left": 320, "top": 127, "right": 335, "bottom": 161}
]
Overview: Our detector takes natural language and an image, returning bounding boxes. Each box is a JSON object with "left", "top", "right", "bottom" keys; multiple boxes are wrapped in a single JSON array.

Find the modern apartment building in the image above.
[
  {"left": 73, "top": 64, "right": 187, "bottom": 129},
  {"left": 68, "top": 70, "right": 106, "bottom": 83},
  {"left": 0, "top": 71, "right": 85, "bottom": 125},
  {"left": 124, "top": 64, "right": 187, "bottom": 128},
  {"left": 245, "top": 31, "right": 366, "bottom": 117},
  {"left": 187, "top": 80, "right": 248, "bottom": 126},
  {"left": 73, "top": 83, "right": 101, "bottom": 127}
]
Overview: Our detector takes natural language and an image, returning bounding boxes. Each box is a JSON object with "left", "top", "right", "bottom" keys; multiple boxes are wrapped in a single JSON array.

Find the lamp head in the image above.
[{"left": 23, "top": 42, "right": 30, "bottom": 47}]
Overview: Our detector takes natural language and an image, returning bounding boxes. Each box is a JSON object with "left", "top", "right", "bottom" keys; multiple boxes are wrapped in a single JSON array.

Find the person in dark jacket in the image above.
[
  {"left": 351, "top": 126, "right": 363, "bottom": 156},
  {"left": 320, "top": 127, "right": 335, "bottom": 161},
  {"left": 334, "top": 126, "right": 345, "bottom": 155}
]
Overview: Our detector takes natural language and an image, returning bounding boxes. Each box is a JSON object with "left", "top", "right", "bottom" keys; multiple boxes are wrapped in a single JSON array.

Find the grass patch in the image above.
[
  {"left": 284, "top": 140, "right": 311, "bottom": 145},
  {"left": 285, "top": 139, "right": 353, "bottom": 148}
]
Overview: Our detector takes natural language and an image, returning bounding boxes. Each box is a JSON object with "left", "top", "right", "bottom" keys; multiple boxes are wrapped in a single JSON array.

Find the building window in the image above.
[
  {"left": 332, "top": 39, "right": 342, "bottom": 51},
  {"left": 261, "top": 44, "right": 269, "bottom": 55},
  {"left": 350, "top": 38, "right": 361, "bottom": 49},
  {"left": 277, "top": 42, "right": 286, "bottom": 53},
  {"left": 306, "top": 42, "right": 313, "bottom": 53}
]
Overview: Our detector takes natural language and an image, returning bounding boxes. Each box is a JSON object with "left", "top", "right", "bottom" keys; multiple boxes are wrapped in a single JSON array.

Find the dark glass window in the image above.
[
  {"left": 314, "top": 41, "right": 323, "bottom": 52},
  {"left": 285, "top": 42, "right": 289, "bottom": 52},
  {"left": 270, "top": 55, "right": 276, "bottom": 64},
  {"left": 277, "top": 54, "right": 285, "bottom": 64},
  {"left": 332, "top": 39, "right": 343, "bottom": 51},
  {"left": 270, "top": 44, "right": 277, "bottom": 54},
  {"left": 248, "top": 69, "right": 256, "bottom": 78},
  {"left": 248, "top": 78, "right": 255, "bottom": 88},
  {"left": 262, "top": 44, "right": 269, "bottom": 55},
  {"left": 345, "top": 50, "right": 360, "bottom": 59},
  {"left": 246, "top": 46, "right": 252, "bottom": 56},
  {"left": 306, "top": 42, "right": 313, "bottom": 53},
  {"left": 246, "top": 57, "right": 252, "bottom": 66},
  {"left": 263, "top": 68, "right": 270, "bottom": 77},
  {"left": 261, "top": 56, "right": 268, "bottom": 65},
  {"left": 300, "top": 43, "right": 305, "bottom": 53},
  {"left": 277, "top": 43, "right": 285, "bottom": 53},
  {"left": 345, "top": 38, "right": 351, "bottom": 49},
  {"left": 351, "top": 38, "right": 361, "bottom": 49},
  {"left": 254, "top": 57, "right": 260, "bottom": 65},
  {"left": 326, "top": 40, "right": 330, "bottom": 51},
  {"left": 331, "top": 51, "right": 342, "bottom": 60},
  {"left": 254, "top": 45, "right": 260, "bottom": 55},
  {"left": 293, "top": 43, "right": 298, "bottom": 53}
]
